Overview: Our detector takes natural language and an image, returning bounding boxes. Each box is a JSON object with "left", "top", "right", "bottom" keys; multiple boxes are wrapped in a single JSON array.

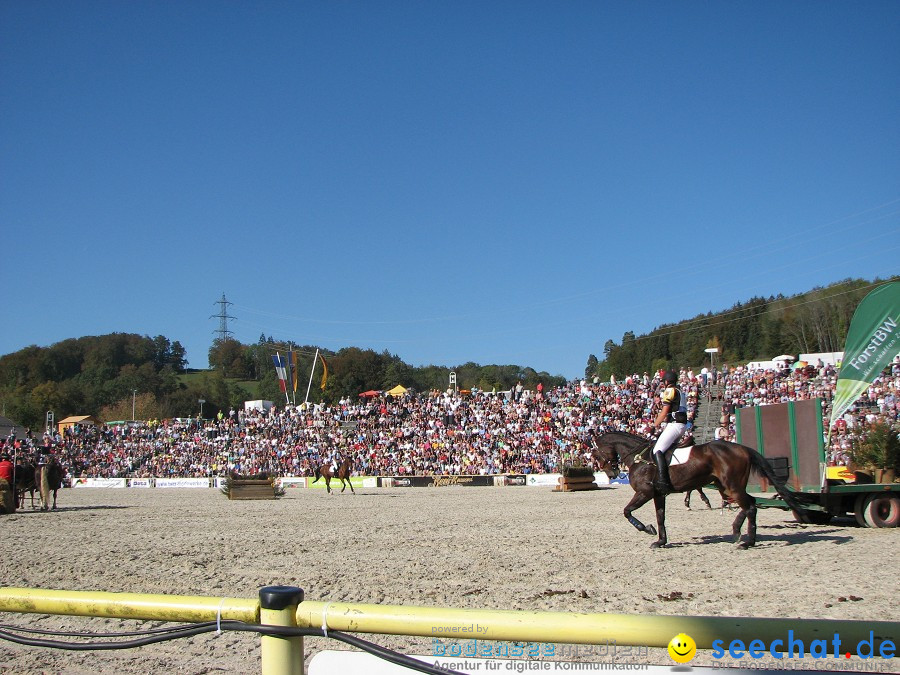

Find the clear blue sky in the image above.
[{"left": 2, "top": 1, "right": 898, "bottom": 379}]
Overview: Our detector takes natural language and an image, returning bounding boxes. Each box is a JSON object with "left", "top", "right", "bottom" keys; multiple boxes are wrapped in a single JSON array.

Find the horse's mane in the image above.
[{"left": 597, "top": 430, "right": 648, "bottom": 444}]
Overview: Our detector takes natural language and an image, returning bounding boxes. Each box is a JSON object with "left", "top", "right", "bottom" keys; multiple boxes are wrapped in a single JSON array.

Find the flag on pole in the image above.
[
  {"left": 829, "top": 281, "right": 900, "bottom": 434},
  {"left": 272, "top": 352, "right": 288, "bottom": 393},
  {"left": 286, "top": 350, "right": 294, "bottom": 395},
  {"left": 288, "top": 350, "right": 299, "bottom": 393},
  {"left": 319, "top": 354, "right": 328, "bottom": 390}
]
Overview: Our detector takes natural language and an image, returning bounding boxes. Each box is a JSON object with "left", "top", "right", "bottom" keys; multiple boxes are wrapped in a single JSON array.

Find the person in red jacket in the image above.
[{"left": 0, "top": 453, "right": 15, "bottom": 513}]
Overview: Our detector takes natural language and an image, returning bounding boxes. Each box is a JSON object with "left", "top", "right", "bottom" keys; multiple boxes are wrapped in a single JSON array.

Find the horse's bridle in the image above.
[
  {"left": 590, "top": 437, "right": 620, "bottom": 476},
  {"left": 591, "top": 434, "right": 655, "bottom": 475}
]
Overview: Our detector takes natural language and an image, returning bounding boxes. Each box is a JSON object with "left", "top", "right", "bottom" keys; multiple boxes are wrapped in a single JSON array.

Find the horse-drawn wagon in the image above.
[{"left": 736, "top": 398, "right": 900, "bottom": 528}]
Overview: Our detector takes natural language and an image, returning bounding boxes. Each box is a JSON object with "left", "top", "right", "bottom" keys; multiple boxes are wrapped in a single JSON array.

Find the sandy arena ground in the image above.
[{"left": 0, "top": 485, "right": 897, "bottom": 674}]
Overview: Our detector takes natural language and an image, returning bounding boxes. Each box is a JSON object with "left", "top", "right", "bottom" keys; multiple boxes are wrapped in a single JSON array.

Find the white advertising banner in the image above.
[
  {"left": 127, "top": 478, "right": 153, "bottom": 488},
  {"left": 71, "top": 477, "right": 127, "bottom": 488},
  {"left": 524, "top": 474, "right": 562, "bottom": 487},
  {"left": 155, "top": 478, "right": 211, "bottom": 488}
]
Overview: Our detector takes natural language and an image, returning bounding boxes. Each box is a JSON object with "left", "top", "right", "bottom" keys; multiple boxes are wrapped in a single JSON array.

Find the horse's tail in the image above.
[
  {"left": 746, "top": 447, "right": 805, "bottom": 515},
  {"left": 39, "top": 465, "right": 50, "bottom": 510},
  {"left": 312, "top": 467, "right": 321, "bottom": 483}
]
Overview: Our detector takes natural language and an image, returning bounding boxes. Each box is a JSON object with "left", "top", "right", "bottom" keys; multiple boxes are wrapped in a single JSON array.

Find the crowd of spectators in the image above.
[{"left": 2, "top": 358, "right": 898, "bottom": 481}]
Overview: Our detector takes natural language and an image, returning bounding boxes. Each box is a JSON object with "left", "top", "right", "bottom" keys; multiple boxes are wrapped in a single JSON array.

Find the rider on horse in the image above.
[
  {"left": 36, "top": 444, "right": 53, "bottom": 467},
  {"left": 651, "top": 370, "right": 688, "bottom": 494},
  {"left": 326, "top": 448, "right": 341, "bottom": 475}
]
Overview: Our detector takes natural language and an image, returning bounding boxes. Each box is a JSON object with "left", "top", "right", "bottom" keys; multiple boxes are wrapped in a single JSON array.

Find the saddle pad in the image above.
[{"left": 670, "top": 446, "right": 692, "bottom": 466}]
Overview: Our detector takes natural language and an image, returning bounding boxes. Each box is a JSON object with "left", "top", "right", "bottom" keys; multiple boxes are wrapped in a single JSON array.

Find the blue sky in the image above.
[{"left": 2, "top": 1, "right": 898, "bottom": 379}]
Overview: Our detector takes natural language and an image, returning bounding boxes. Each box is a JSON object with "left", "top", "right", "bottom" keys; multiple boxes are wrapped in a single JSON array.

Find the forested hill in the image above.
[
  {"left": 0, "top": 334, "right": 566, "bottom": 428},
  {"left": 1, "top": 277, "right": 894, "bottom": 428},
  {"left": 586, "top": 277, "right": 897, "bottom": 381}
]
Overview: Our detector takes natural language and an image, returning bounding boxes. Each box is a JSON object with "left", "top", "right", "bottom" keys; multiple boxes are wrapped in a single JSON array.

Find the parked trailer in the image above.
[{"left": 735, "top": 398, "right": 900, "bottom": 528}]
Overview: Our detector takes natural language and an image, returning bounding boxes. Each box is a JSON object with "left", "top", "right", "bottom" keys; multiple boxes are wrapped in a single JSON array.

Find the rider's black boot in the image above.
[{"left": 653, "top": 452, "right": 674, "bottom": 494}]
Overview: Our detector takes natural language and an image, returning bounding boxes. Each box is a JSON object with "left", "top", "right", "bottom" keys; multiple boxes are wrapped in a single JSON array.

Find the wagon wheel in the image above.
[
  {"left": 853, "top": 494, "right": 869, "bottom": 527},
  {"left": 861, "top": 493, "right": 900, "bottom": 528}
]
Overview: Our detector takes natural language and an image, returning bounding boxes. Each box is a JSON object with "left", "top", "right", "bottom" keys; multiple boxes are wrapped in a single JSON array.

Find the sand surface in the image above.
[{"left": 0, "top": 485, "right": 896, "bottom": 673}]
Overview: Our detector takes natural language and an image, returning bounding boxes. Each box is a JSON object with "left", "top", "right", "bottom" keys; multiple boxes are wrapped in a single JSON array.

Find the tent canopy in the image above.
[
  {"left": 387, "top": 384, "right": 407, "bottom": 397},
  {"left": 772, "top": 355, "right": 796, "bottom": 362},
  {"left": 358, "top": 390, "right": 381, "bottom": 398}
]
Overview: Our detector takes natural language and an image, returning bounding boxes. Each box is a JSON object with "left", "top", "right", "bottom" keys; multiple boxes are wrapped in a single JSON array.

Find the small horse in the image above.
[
  {"left": 684, "top": 486, "right": 733, "bottom": 510},
  {"left": 36, "top": 458, "right": 65, "bottom": 511},
  {"left": 312, "top": 458, "right": 355, "bottom": 494},
  {"left": 684, "top": 488, "right": 713, "bottom": 510},
  {"left": 592, "top": 431, "right": 804, "bottom": 549}
]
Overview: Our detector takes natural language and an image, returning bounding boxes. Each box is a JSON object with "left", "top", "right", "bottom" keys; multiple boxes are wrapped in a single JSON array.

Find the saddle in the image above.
[{"left": 649, "top": 433, "right": 694, "bottom": 466}]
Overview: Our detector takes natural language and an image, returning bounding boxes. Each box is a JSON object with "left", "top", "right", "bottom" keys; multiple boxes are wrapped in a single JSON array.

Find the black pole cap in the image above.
[{"left": 259, "top": 585, "right": 305, "bottom": 610}]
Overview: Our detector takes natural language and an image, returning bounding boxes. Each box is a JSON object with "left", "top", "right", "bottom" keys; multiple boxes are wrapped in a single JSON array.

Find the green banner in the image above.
[
  {"left": 306, "top": 475, "right": 367, "bottom": 489},
  {"left": 829, "top": 282, "right": 900, "bottom": 431}
]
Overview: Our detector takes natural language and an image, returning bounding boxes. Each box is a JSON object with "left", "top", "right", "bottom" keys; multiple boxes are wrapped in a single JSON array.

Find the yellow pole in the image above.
[
  {"left": 259, "top": 586, "right": 305, "bottom": 675},
  {"left": 0, "top": 587, "right": 258, "bottom": 623},
  {"left": 297, "top": 600, "right": 899, "bottom": 654}
]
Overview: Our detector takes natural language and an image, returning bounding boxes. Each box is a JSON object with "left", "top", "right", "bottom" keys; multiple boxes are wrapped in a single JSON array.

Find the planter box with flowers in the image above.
[
  {"left": 220, "top": 474, "right": 283, "bottom": 500},
  {"left": 554, "top": 465, "right": 599, "bottom": 492}
]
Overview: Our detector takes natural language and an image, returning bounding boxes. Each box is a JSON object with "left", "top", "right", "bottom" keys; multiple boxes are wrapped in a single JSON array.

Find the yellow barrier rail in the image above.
[
  {"left": 299, "top": 600, "right": 898, "bottom": 651},
  {"left": 0, "top": 587, "right": 259, "bottom": 623},
  {"left": 1, "top": 586, "right": 898, "bottom": 674}
]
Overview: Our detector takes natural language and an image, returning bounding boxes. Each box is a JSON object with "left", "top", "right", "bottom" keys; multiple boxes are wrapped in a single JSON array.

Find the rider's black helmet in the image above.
[{"left": 664, "top": 370, "right": 678, "bottom": 385}]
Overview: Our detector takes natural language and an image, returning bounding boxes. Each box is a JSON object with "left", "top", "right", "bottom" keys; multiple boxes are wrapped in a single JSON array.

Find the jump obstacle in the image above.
[{"left": 0, "top": 586, "right": 897, "bottom": 674}]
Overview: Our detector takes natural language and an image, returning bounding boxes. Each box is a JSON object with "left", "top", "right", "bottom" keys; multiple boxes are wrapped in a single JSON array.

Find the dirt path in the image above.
[{"left": 0, "top": 486, "right": 895, "bottom": 673}]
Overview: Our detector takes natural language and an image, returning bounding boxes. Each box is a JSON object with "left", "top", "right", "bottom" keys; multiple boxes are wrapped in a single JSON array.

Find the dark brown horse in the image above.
[
  {"left": 591, "top": 431, "right": 804, "bottom": 549},
  {"left": 312, "top": 458, "right": 355, "bottom": 494},
  {"left": 14, "top": 461, "right": 37, "bottom": 509}
]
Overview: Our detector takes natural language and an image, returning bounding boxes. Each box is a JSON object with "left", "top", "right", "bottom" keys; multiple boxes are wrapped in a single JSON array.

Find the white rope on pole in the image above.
[{"left": 304, "top": 348, "right": 319, "bottom": 406}]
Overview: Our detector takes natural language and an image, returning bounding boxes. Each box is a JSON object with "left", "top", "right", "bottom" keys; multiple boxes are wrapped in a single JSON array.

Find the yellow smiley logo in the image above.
[{"left": 668, "top": 632, "right": 696, "bottom": 663}]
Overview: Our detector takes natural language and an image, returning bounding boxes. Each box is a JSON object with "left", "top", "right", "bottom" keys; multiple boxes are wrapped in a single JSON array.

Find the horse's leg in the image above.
[
  {"left": 340, "top": 477, "right": 346, "bottom": 493},
  {"left": 623, "top": 490, "right": 657, "bottom": 536},
  {"left": 719, "top": 489, "right": 731, "bottom": 510},
  {"left": 39, "top": 468, "right": 50, "bottom": 511},
  {"left": 650, "top": 492, "right": 668, "bottom": 549},
  {"left": 52, "top": 488, "right": 58, "bottom": 510},
  {"left": 348, "top": 477, "right": 355, "bottom": 494},
  {"left": 698, "top": 488, "right": 712, "bottom": 509},
  {"left": 728, "top": 492, "right": 758, "bottom": 548},
  {"left": 325, "top": 476, "right": 332, "bottom": 494},
  {"left": 741, "top": 494, "right": 758, "bottom": 548},
  {"left": 684, "top": 491, "right": 692, "bottom": 510}
]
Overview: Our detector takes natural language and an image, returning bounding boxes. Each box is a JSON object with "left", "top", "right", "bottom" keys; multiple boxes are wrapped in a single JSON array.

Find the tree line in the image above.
[
  {"left": 211, "top": 335, "right": 566, "bottom": 411},
  {"left": 0, "top": 332, "right": 565, "bottom": 429},
  {"left": 585, "top": 277, "right": 896, "bottom": 381}
]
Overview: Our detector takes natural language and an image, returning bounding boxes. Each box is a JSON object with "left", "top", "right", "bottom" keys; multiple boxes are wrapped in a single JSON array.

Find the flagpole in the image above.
[
  {"left": 304, "top": 348, "right": 319, "bottom": 406},
  {"left": 289, "top": 350, "right": 297, "bottom": 407}
]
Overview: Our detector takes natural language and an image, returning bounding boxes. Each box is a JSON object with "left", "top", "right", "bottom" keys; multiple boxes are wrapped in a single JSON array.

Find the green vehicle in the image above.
[{"left": 736, "top": 398, "right": 899, "bottom": 528}]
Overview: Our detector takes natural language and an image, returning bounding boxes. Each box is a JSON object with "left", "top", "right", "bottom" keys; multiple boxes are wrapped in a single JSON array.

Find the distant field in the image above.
[{"left": 178, "top": 370, "right": 261, "bottom": 398}]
